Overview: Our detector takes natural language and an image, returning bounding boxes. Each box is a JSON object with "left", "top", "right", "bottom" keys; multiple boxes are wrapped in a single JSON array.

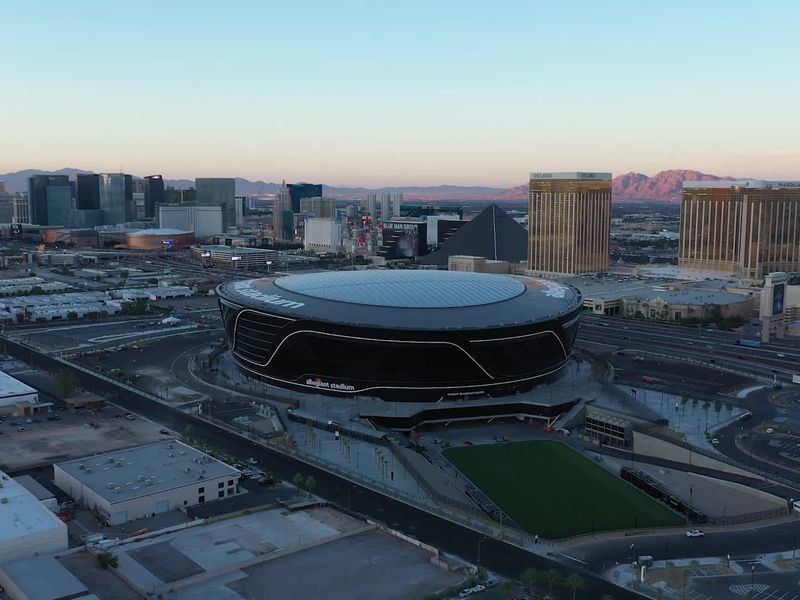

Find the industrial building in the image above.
[
  {"left": 0, "top": 291, "right": 120, "bottom": 323},
  {"left": 0, "top": 371, "right": 43, "bottom": 417},
  {"left": 528, "top": 172, "right": 612, "bottom": 276},
  {"left": 54, "top": 440, "right": 240, "bottom": 525},
  {"left": 109, "top": 285, "right": 194, "bottom": 301},
  {"left": 679, "top": 180, "right": 800, "bottom": 282},
  {"left": 0, "top": 469, "right": 68, "bottom": 564},
  {"left": 195, "top": 245, "right": 276, "bottom": 270}
]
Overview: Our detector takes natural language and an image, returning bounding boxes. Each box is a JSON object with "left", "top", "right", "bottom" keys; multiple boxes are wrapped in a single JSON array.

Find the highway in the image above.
[{"left": 578, "top": 315, "right": 800, "bottom": 384}]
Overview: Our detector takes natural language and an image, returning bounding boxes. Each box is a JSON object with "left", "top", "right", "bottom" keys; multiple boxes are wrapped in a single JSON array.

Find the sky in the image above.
[{"left": 2, "top": 0, "right": 800, "bottom": 186}]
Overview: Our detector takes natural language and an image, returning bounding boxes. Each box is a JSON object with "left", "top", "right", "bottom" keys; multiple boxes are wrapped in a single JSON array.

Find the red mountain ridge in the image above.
[{"left": 498, "top": 169, "right": 741, "bottom": 203}]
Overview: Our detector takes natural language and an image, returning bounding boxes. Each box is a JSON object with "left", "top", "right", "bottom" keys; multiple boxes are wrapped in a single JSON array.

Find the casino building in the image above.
[{"left": 217, "top": 270, "right": 582, "bottom": 408}]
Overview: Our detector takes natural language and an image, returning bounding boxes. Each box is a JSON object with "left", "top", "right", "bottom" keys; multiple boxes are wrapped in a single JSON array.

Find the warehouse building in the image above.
[
  {"left": 0, "top": 469, "right": 68, "bottom": 564},
  {"left": 0, "top": 371, "right": 44, "bottom": 417},
  {"left": 54, "top": 441, "right": 240, "bottom": 525}
]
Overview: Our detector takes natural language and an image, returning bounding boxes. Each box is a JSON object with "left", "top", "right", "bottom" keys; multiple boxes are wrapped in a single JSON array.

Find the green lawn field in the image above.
[{"left": 443, "top": 440, "right": 684, "bottom": 538}]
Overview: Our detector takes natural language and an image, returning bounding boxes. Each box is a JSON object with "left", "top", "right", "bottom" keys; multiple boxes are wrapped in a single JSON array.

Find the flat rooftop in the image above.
[
  {"left": 0, "top": 556, "right": 88, "bottom": 600},
  {"left": 56, "top": 440, "right": 239, "bottom": 504},
  {"left": 0, "top": 471, "right": 66, "bottom": 545},
  {"left": 0, "top": 369, "right": 37, "bottom": 398}
]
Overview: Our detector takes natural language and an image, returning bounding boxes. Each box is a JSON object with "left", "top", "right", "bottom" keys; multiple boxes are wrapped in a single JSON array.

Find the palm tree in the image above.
[
  {"left": 520, "top": 567, "right": 540, "bottom": 596},
  {"left": 305, "top": 475, "right": 316, "bottom": 497},
  {"left": 543, "top": 568, "right": 561, "bottom": 596},
  {"left": 601, "top": 594, "right": 615, "bottom": 600},
  {"left": 498, "top": 579, "right": 516, "bottom": 599},
  {"left": 563, "top": 573, "right": 586, "bottom": 600},
  {"left": 292, "top": 472, "right": 305, "bottom": 496}
]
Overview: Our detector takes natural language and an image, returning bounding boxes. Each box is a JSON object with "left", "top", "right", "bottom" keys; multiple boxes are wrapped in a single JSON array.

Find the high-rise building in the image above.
[
  {"left": 287, "top": 183, "right": 322, "bottom": 214},
  {"left": 99, "top": 173, "right": 135, "bottom": 225},
  {"left": 76, "top": 174, "right": 100, "bottom": 210},
  {"left": 366, "top": 193, "right": 377, "bottom": 219},
  {"left": 380, "top": 193, "right": 391, "bottom": 221},
  {"left": 679, "top": 181, "right": 800, "bottom": 282},
  {"left": 143, "top": 175, "right": 165, "bottom": 219},
  {"left": 164, "top": 188, "right": 195, "bottom": 204},
  {"left": 158, "top": 203, "right": 224, "bottom": 238},
  {"left": 273, "top": 183, "right": 293, "bottom": 240},
  {"left": 528, "top": 172, "right": 612, "bottom": 276},
  {"left": 300, "top": 196, "right": 336, "bottom": 219},
  {"left": 27, "top": 175, "right": 71, "bottom": 225},
  {"left": 391, "top": 192, "right": 403, "bottom": 217},
  {"left": 196, "top": 178, "right": 235, "bottom": 231}
]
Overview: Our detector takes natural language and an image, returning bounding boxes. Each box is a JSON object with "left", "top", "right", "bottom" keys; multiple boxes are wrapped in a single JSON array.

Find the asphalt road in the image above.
[
  {"left": 0, "top": 337, "right": 640, "bottom": 600},
  {"left": 579, "top": 315, "right": 800, "bottom": 384}
]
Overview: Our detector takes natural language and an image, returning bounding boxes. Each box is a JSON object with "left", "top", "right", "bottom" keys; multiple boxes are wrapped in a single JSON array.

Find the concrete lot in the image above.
[
  {"left": 55, "top": 507, "right": 460, "bottom": 600},
  {"left": 225, "top": 529, "right": 461, "bottom": 600},
  {"left": 0, "top": 400, "right": 168, "bottom": 469}
]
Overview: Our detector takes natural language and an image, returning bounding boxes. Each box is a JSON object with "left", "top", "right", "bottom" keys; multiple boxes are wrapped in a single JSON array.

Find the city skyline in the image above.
[{"left": 3, "top": 0, "right": 800, "bottom": 185}]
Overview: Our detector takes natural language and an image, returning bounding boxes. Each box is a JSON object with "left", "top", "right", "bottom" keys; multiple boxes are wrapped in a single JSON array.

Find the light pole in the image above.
[{"left": 477, "top": 536, "right": 488, "bottom": 570}]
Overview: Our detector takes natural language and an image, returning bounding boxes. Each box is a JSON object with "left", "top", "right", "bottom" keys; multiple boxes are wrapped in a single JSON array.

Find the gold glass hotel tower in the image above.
[
  {"left": 679, "top": 181, "right": 800, "bottom": 282},
  {"left": 528, "top": 172, "right": 612, "bottom": 276}
]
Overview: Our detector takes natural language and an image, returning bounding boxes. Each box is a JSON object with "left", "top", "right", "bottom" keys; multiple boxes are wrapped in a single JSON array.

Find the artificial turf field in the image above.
[{"left": 443, "top": 440, "right": 685, "bottom": 538}]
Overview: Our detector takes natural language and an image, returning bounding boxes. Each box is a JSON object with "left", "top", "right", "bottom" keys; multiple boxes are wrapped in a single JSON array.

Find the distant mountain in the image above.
[
  {"left": 612, "top": 169, "right": 740, "bottom": 202},
  {"left": 0, "top": 167, "right": 743, "bottom": 202},
  {"left": 495, "top": 169, "right": 743, "bottom": 203}
]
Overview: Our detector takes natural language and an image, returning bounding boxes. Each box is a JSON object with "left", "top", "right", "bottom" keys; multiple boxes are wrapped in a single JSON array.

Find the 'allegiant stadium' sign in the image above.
[
  {"left": 306, "top": 377, "right": 356, "bottom": 392},
  {"left": 232, "top": 280, "right": 305, "bottom": 309}
]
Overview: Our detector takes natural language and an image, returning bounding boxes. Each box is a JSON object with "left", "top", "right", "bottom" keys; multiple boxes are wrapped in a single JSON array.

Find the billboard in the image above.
[
  {"left": 772, "top": 283, "right": 785, "bottom": 315},
  {"left": 380, "top": 221, "right": 428, "bottom": 259}
]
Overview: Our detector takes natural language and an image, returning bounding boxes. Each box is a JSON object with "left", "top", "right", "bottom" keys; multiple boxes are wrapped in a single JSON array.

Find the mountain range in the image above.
[{"left": 0, "top": 168, "right": 741, "bottom": 203}]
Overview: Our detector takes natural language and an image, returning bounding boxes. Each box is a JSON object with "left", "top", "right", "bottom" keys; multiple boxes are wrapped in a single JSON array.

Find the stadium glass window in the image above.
[
  {"left": 472, "top": 332, "right": 565, "bottom": 377},
  {"left": 270, "top": 332, "right": 488, "bottom": 383}
]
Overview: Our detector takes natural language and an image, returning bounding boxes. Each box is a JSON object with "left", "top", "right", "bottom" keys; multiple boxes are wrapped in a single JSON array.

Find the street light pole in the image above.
[{"left": 477, "top": 536, "right": 488, "bottom": 570}]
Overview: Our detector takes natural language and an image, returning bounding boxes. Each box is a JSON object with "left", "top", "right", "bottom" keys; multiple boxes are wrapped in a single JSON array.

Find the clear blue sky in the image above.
[{"left": 2, "top": 0, "right": 799, "bottom": 185}]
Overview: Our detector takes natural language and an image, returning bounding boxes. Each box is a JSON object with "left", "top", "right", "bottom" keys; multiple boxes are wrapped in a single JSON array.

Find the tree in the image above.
[
  {"left": 292, "top": 472, "right": 305, "bottom": 496},
  {"left": 96, "top": 551, "right": 119, "bottom": 569},
  {"left": 601, "top": 595, "right": 615, "bottom": 600},
  {"left": 183, "top": 424, "right": 194, "bottom": 442},
  {"left": 520, "top": 567, "right": 540, "bottom": 596},
  {"left": 563, "top": 573, "right": 586, "bottom": 600},
  {"left": 498, "top": 580, "right": 516, "bottom": 599},
  {"left": 305, "top": 475, "right": 316, "bottom": 496},
  {"left": 543, "top": 568, "right": 561, "bottom": 596},
  {"left": 52, "top": 368, "right": 80, "bottom": 398}
]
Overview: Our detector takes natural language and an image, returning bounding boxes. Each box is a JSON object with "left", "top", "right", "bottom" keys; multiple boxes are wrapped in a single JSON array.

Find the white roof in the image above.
[
  {"left": 0, "top": 370, "right": 36, "bottom": 399},
  {"left": 0, "top": 471, "right": 67, "bottom": 545},
  {"left": 128, "top": 228, "right": 192, "bottom": 236},
  {"left": 56, "top": 440, "right": 239, "bottom": 504}
]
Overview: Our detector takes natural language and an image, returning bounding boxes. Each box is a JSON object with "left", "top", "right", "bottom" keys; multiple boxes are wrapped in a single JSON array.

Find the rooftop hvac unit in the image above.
[
  {"left": 137, "top": 475, "right": 144, "bottom": 481},
  {"left": 184, "top": 467, "right": 191, "bottom": 473},
  {"left": 78, "top": 463, "right": 85, "bottom": 470},
  {"left": 106, "top": 482, "right": 115, "bottom": 489},
  {"left": 113, "top": 487, "right": 122, "bottom": 494},
  {"left": 115, "top": 462, "right": 123, "bottom": 468},
  {"left": 108, "top": 457, "right": 115, "bottom": 463},
  {"left": 144, "top": 479, "right": 153, "bottom": 486},
  {"left": 168, "top": 453, "right": 175, "bottom": 458},
  {"left": 84, "top": 468, "right": 93, "bottom": 474},
  {"left": 179, "top": 451, "right": 186, "bottom": 456},
  {"left": 167, "top": 444, "right": 174, "bottom": 449},
  {"left": 1, "top": 497, "right": 7, "bottom": 504}
]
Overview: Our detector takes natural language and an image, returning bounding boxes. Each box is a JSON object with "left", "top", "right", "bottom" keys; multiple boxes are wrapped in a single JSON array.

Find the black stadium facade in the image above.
[{"left": 217, "top": 270, "right": 582, "bottom": 404}]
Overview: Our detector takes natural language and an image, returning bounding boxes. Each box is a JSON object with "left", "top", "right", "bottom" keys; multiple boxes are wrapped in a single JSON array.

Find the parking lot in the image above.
[
  {"left": 689, "top": 570, "right": 800, "bottom": 600},
  {"left": 0, "top": 401, "right": 170, "bottom": 470}
]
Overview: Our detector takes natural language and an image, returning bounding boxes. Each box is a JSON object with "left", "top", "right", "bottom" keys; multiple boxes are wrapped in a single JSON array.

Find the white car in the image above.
[
  {"left": 686, "top": 529, "right": 704, "bottom": 538},
  {"left": 458, "top": 585, "right": 486, "bottom": 598}
]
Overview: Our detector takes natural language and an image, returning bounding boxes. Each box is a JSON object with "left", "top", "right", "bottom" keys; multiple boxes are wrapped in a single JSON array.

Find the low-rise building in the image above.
[
  {"left": 621, "top": 289, "right": 754, "bottom": 322},
  {"left": 0, "top": 470, "right": 68, "bottom": 564},
  {"left": 110, "top": 286, "right": 194, "bottom": 301},
  {"left": 193, "top": 245, "right": 277, "bottom": 270},
  {"left": 54, "top": 440, "right": 240, "bottom": 525},
  {"left": 0, "top": 371, "right": 43, "bottom": 417},
  {"left": 448, "top": 255, "right": 512, "bottom": 274}
]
